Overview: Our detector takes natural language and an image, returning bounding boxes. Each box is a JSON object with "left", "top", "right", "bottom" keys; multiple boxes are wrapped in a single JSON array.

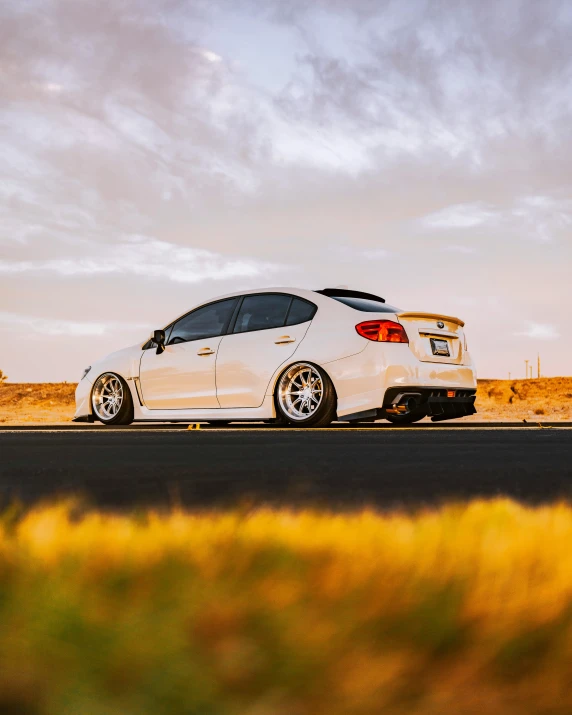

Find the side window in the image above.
[
  {"left": 233, "top": 294, "right": 292, "bottom": 334},
  {"left": 168, "top": 298, "right": 237, "bottom": 345},
  {"left": 286, "top": 298, "right": 316, "bottom": 326}
]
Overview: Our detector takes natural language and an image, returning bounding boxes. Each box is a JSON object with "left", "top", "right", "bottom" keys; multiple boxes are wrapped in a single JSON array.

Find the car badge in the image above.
[{"left": 437, "top": 321, "right": 445, "bottom": 329}]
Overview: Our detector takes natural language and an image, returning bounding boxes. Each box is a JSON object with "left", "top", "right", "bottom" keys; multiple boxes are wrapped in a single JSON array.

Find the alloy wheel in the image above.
[
  {"left": 92, "top": 373, "right": 124, "bottom": 421},
  {"left": 277, "top": 363, "right": 324, "bottom": 421}
]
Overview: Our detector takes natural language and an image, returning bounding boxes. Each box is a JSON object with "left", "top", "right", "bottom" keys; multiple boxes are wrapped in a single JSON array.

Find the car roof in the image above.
[
  {"left": 196, "top": 286, "right": 387, "bottom": 304},
  {"left": 190, "top": 286, "right": 322, "bottom": 303}
]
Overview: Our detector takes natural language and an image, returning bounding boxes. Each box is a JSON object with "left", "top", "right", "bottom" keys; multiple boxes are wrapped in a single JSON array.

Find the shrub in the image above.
[{"left": 2, "top": 500, "right": 572, "bottom": 713}]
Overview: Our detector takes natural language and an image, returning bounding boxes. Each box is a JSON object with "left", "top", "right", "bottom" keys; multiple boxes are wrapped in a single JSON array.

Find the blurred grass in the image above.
[{"left": 3, "top": 499, "right": 572, "bottom": 713}]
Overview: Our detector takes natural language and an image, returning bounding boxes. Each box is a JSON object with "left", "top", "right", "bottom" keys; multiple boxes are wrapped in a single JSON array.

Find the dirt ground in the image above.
[
  {"left": 470, "top": 378, "right": 572, "bottom": 422},
  {"left": 1, "top": 378, "right": 571, "bottom": 425},
  {"left": 0, "top": 382, "right": 77, "bottom": 425}
]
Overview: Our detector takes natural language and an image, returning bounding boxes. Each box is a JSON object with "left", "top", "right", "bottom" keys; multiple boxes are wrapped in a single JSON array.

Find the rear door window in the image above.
[
  {"left": 233, "top": 294, "right": 292, "bottom": 333},
  {"left": 285, "top": 297, "right": 317, "bottom": 326}
]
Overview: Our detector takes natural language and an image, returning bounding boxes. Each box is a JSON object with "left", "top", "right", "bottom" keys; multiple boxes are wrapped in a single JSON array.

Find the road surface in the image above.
[{"left": 1, "top": 425, "right": 571, "bottom": 510}]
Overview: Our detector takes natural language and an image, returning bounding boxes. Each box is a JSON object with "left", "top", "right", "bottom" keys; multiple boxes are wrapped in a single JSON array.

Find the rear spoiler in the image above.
[{"left": 397, "top": 312, "right": 465, "bottom": 328}]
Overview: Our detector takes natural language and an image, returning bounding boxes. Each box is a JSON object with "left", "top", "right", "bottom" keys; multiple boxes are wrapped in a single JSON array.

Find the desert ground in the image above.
[{"left": 1, "top": 378, "right": 571, "bottom": 425}]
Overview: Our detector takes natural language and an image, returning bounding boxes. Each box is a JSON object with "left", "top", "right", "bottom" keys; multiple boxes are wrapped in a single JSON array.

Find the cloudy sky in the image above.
[{"left": 1, "top": 0, "right": 571, "bottom": 381}]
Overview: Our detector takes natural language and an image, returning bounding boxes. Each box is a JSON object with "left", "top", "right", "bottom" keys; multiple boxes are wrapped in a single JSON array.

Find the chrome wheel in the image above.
[
  {"left": 92, "top": 373, "right": 124, "bottom": 422},
  {"left": 278, "top": 363, "right": 323, "bottom": 422}
]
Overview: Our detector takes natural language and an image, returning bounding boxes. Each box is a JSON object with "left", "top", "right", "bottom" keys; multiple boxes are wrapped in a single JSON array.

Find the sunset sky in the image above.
[{"left": 1, "top": 0, "right": 571, "bottom": 382}]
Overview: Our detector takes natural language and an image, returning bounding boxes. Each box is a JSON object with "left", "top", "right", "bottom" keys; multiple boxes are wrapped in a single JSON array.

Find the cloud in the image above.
[
  {"left": 510, "top": 196, "right": 572, "bottom": 242},
  {"left": 444, "top": 244, "right": 477, "bottom": 255},
  {"left": 417, "top": 195, "right": 572, "bottom": 242},
  {"left": 515, "top": 323, "right": 560, "bottom": 341},
  {"left": 2, "top": 0, "right": 572, "bottom": 380},
  {"left": 362, "top": 248, "right": 391, "bottom": 260},
  {"left": 331, "top": 244, "right": 392, "bottom": 261},
  {"left": 0, "top": 237, "right": 282, "bottom": 284},
  {"left": 419, "top": 203, "right": 496, "bottom": 230},
  {"left": 0, "top": 311, "right": 148, "bottom": 337},
  {"left": 4, "top": 0, "right": 572, "bottom": 232},
  {"left": 201, "top": 50, "right": 223, "bottom": 63}
]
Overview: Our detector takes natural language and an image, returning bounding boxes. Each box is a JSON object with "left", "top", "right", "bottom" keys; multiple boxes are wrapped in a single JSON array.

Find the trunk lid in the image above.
[{"left": 396, "top": 312, "right": 467, "bottom": 365}]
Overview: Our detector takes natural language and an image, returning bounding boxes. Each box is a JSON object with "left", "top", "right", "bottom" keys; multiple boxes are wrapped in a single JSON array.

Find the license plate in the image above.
[{"left": 430, "top": 338, "right": 450, "bottom": 357}]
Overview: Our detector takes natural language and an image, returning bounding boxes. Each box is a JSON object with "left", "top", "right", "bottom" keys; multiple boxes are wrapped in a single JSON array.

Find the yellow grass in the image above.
[
  {"left": 1, "top": 378, "right": 572, "bottom": 424},
  {"left": 3, "top": 499, "right": 572, "bottom": 713}
]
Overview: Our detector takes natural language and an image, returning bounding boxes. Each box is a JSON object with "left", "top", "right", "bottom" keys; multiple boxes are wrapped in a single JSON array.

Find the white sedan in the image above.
[{"left": 75, "top": 287, "right": 477, "bottom": 427}]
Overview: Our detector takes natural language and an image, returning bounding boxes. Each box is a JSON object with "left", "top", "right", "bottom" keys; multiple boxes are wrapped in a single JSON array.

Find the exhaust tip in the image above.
[
  {"left": 401, "top": 396, "right": 419, "bottom": 412},
  {"left": 386, "top": 392, "right": 422, "bottom": 416}
]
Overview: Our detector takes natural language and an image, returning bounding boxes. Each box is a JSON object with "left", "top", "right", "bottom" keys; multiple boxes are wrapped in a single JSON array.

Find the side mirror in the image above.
[{"left": 153, "top": 329, "right": 166, "bottom": 354}]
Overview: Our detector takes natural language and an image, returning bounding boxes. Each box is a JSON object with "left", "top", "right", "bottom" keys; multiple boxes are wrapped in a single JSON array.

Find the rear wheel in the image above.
[
  {"left": 91, "top": 373, "right": 134, "bottom": 425},
  {"left": 275, "top": 362, "right": 336, "bottom": 428}
]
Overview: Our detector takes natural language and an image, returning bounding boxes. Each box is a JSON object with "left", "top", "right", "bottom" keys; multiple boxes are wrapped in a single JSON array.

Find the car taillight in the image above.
[{"left": 355, "top": 320, "right": 409, "bottom": 343}]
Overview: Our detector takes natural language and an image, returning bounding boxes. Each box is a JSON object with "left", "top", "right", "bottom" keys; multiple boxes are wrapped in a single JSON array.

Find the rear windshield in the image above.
[{"left": 330, "top": 296, "right": 402, "bottom": 313}]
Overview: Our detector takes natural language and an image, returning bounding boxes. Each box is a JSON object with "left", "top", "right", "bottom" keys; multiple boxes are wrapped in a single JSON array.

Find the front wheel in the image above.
[
  {"left": 91, "top": 373, "right": 134, "bottom": 425},
  {"left": 275, "top": 362, "right": 336, "bottom": 428}
]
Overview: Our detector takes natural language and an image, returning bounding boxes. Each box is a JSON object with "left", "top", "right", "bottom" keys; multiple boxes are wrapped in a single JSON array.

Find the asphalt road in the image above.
[{"left": 1, "top": 425, "right": 571, "bottom": 510}]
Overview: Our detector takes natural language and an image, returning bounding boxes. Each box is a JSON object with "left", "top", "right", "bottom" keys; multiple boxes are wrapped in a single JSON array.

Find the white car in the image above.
[{"left": 74, "top": 287, "right": 477, "bottom": 428}]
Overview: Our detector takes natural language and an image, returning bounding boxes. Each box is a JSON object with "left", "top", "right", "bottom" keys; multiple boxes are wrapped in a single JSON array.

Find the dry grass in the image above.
[
  {"left": 1, "top": 378, "right": 571, "bottom": 424},
  {"left": 2, "top": 499, "right": 572, "bottom": 713}
]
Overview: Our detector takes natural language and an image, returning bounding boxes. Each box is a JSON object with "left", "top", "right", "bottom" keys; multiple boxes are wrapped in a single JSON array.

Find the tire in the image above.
[
  {"left": 91, "top": 373, "right": 134, "bottom": 426},
  {"left": 275, "top": 362, "right": 336, "bottom": 428},
  {"left": 385, "top": 410, "right": 426, "bottom": 425}
]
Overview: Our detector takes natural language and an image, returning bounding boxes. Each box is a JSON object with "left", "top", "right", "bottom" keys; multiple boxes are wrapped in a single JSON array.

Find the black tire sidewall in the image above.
[{"left": 275, "top": 363, "right": 336, "bottom": 428}]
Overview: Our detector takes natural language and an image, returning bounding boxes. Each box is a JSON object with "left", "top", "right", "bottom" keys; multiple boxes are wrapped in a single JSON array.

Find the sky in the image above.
[{"left": 1, "top": 0, "right": 571, "bottom": 382}]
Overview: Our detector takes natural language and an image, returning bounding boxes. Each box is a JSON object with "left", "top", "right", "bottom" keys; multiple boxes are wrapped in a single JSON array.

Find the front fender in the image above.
[
  {"left": 75, "top": 344, "right": 144, "bottom": 420},
  {"left": 89, "top": 344, "right": 144, "bottom": 383}
]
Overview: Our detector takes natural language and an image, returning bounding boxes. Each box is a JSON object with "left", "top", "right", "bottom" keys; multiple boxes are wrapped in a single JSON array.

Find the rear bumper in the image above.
[
  {"left": 327, "top": 342, "right": 477, "bottom": 419},
  {"left": 381, "top": 386, "right": 477, "bottom": 422},
  {"left": 426, "top": 390, "right": 477, "bottom": 421}
]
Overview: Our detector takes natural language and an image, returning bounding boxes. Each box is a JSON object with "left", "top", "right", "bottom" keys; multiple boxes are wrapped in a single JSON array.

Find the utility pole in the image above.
[
  {"left": 538, "top": 354, "right": 541, "bottom": 379},
  {"left": 508, "top": 372, "right": 511, "bottom": 380},
  {"left": 525, "top": 360, "right": 529, "bottom": 379}
]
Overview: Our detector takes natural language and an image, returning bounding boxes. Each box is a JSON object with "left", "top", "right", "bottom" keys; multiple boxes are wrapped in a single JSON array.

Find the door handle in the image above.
[
  {"left": 275, "top": 336, "right": 295, "bottom": 345},
  {"left": 197, "top": 348, "right": 215, "bottom": 356}
]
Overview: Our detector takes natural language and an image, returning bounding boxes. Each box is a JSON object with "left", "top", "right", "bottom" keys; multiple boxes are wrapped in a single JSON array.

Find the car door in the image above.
[
  {"left": 139, "top": 297, "right": 238, "bottom": 409},
  {"left": 215, "top": 293, "right": 316, "bottom": 408}
]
